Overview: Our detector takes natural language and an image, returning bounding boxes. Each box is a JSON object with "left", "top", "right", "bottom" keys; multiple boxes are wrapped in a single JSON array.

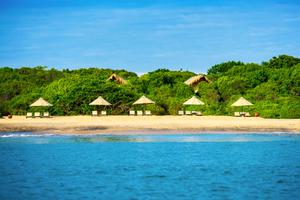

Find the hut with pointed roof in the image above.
[
  {"left": 183, "top": 96, "right": 205, "bottom": 106},
  {"left": 182, "top": 96, "right": 205, "bottom": 115},
  {"left": 132, "top": 95, "right": 155, "bottom": 115},
  {"left": 231, "top": 97, "right": 253, "bottom": 116},
  {"left": 231, "top": 97, "right": 253, "bottom": 107},
  {"left": 133, "top": 95, "right": 155, "bottom": 105},
  {"left": 89, "top": 96, "right": 111, "bottom": 106},
  {"left": 30, "top": 97, "right": 52, "bottom": 107},
  {"left": 29, "top": 97, "right": 52, "bottom": 118},
  {"left": 107, "top": 73, "right": 128, "bottom": 85},
  {"left": 184, "top": 74, "right": 210, "bottom": 87},
  {"left": 89, "top": 96, "right": 111, "bottom": 116}
]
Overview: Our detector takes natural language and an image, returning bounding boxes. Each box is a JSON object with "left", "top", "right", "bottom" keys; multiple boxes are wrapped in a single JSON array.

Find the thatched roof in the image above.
[
  {"left": 30, "top": 97, "right": 52, "bottom": 107},
  {"left": 183, "top": 96, "right": 205, "bottom": 105},
  {"left": 89, "top": 96, "right": 111, "bottom": 106},
  {"left": 231, "top": 97, "right": 253, "bottom": 107},
  {"left": 133, "top": 95, "right": 155, "bottom": 105},
  {"left": 107, "top": 73, "right": 128, "bottom": 85},
  {"left": 184, "top": 74, "right": 210, "bottom": 87}
]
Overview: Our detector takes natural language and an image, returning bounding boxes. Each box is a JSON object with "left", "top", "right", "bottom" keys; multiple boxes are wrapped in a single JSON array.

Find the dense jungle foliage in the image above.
[{"left": 0, "top": 55, "right": 299, "bottom": 118}]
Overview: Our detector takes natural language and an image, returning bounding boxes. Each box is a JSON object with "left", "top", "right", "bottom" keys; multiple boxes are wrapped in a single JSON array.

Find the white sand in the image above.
[{"left": 0, "top": 115, "right": 299, "bottom": 134}]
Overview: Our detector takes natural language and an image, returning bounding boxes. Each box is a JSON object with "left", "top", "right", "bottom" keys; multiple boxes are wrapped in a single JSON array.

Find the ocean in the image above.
[{"left": 0, "top": 133, "right": 300, "bottom": 199}]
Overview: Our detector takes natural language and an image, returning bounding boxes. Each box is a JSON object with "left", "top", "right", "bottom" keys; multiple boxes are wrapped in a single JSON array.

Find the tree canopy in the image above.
[{"left": 0, "top": 55, "right": 299, "bottom": 118}]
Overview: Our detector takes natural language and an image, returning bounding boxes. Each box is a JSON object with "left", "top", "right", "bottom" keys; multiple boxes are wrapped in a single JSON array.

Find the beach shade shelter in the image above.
[
  {"left": 133, "top": 95, "right": 155, "bottom": 113},
  {"left": 89, "top": 96, "right": 111, "bottom": 106},
  {"left": 133, "top": 95, "right": 155, "bottom": 105},
  {"left": 183, "top": 96, "right": 205, "bottom": 115},
  {"left": 30, "top": 97, "right": 53, "bottom": 107},
  {"left": 184, "top": 74, "right": 210, "bottom": 87},
  {"left": 89, "top": 96, "right": 111, "bottom": 115},
  {"left": 183, "top": 96, "right": 205, "bottom": 106},
  {"left": 231, "top": 97, "right": 253, "bottom": 113},
  {"left": 29, "top": 97, "right": 52, "bottom": 117},
  {"left": 107, "top": 73, "right": 128, "bottom": 85},
  {"left": 231, "top": 97, "right": 253, "bottom": 107}
]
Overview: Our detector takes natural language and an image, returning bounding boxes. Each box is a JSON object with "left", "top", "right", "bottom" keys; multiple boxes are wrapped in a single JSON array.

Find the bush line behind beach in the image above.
[{"left": 0, "top": 55, "right": 299, "bottom": 118}]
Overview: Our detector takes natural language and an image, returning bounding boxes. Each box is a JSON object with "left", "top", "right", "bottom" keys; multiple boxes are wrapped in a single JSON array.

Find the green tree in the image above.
[
  {"left": 1, "top": 55, "right": 299, "bottom": 118},
  {"left": 207, "top": 61, "right": 244, "bottom": 75}
]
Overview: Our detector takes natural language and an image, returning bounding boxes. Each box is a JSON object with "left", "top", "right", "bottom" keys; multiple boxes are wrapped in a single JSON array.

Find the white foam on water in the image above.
[{"left": 0, "top": 133, "right": 54, "bottom": 138}]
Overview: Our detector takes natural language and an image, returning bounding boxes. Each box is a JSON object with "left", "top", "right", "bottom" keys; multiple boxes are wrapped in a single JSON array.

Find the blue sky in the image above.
[{"left": 0, "top": 0, "right": 300, "bottom": 73}]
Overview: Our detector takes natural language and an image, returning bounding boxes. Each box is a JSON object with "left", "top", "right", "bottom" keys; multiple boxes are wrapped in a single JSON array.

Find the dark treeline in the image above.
[{"left": 0, "top": 55, "right": 299, "bottom": 118}]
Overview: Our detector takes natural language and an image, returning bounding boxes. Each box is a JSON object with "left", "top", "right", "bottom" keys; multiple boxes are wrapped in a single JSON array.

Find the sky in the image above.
[{"left": 0, "top": 0, "right": 300, "bottom": 73}]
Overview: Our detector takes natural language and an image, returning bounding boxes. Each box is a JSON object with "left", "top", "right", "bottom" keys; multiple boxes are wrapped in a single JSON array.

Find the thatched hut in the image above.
[
  {"left": 183, "top": 96, "right": 205, "bottom": 106},
  {"left": 133, "top": 95, "right": 155, "bottom": 105},
  {"left": 184, "top": 74, "right": 210, "bottom": 87},
  {"left": 30, "top": 98, "right": 52, "bottom": 107},
  {"left": 182, "top": 96, "right": 205, "bottom": 115},
  {"left": 231, "top": 97, "right": 253, "bottom": 107},
  {"left": 29, "top": 97, "right": 52, "bottom": 117},
  {"left": 89, "top": 96, "right": 111, "bottom": 116},
  {"left": 231, "top": 97, "right": 253, "bottom": 116},
  {"left": 89, "top": 96, "right": 111, "bottom": 106},
  {"left": 107, "top": 73, "right": 128, "bottom": 85}
]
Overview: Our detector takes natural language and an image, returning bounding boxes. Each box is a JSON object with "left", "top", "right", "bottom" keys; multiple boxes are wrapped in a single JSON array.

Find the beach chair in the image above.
[
  {"left": 101, "top": 111, "right": 107, "bottom": 116},
  {"left": 185, "top": 111, "right": 192, "bottom": 115},
  {"left": 43, "top": 112, "right": 50, "bottom": 118},
  {"left": 234, "top": 112, "right": 240, "bottom": 117},
  {"left": 245, "top": 112, "right": 251, "bottom": 117},
  {"left": 191, "top": 111, "right": 198, "bottom": 115},
  {"left": 137, "top": 110, "right": 143, "bottom": 116},
  {"left": 26, "top": 112, "right": 33, "bottom": 118},
  {"left": 196, "top": 111, "right": 202, "bottom": 116},
  {"left": 92, "top": 111, "right": 98, "bottom": 116},
  {"left": 129, "top": 110, "right": 135, "bottom": 116},
  {"left": 178, "top": 110, "right": 184, "bottom": 115},
  {"left": 145, "top": 110, "right": 151, "bottom": 115},
  {"left": 34, "top": 112, "right": 41, "bottom": 118}
]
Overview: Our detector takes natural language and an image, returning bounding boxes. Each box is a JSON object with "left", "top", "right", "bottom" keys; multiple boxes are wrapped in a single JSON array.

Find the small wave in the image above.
[{"left": 0, "top": 133, "right": 54, "bottom": 138}]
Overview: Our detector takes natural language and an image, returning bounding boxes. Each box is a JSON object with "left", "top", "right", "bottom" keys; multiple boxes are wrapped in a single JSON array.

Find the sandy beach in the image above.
[{"left": 0, "top": 115, "right": 299, "bottom": 134}]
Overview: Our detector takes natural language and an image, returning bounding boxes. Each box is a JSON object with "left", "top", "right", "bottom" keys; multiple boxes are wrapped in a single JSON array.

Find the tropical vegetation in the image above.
[{"left": 0, "top": 55, "right": 299, "bottom": 118}]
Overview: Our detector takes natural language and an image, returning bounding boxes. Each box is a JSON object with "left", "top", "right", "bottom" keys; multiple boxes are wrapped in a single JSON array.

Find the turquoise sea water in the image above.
[{"left": 0, "top": 133, "right": 300, "bottom": 200}]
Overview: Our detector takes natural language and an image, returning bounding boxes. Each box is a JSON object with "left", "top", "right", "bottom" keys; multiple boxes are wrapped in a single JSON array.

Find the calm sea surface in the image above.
[{"left": 0, "top": 133, "right": 300, "bottom": 200}]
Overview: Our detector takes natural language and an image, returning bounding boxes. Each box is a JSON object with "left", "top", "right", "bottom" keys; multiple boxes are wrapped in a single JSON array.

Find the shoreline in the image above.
[{"left": 0, "top": 115, "right": 299, "bottom": 134}]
